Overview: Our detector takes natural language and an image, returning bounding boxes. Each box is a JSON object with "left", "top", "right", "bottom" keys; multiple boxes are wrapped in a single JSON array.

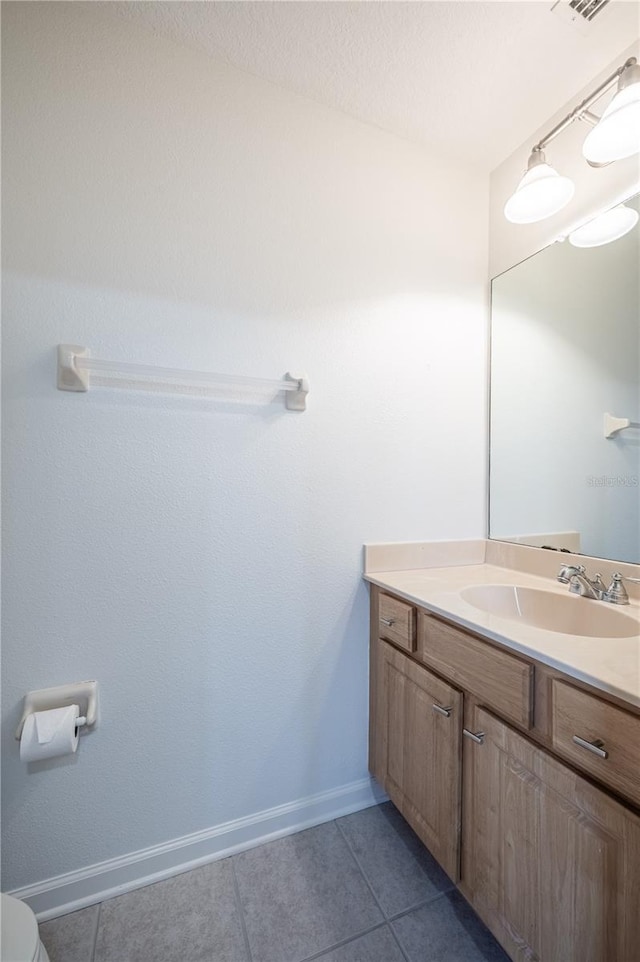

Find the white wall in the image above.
[
  {"left": 1, "top": 2, "right": 488, "bottom": 892},
  {"left": 490, "top": 199, "right": 640, "bottom": 563},
  {"left": 490, "top": 42, "right": 640, "bottom": 279}
]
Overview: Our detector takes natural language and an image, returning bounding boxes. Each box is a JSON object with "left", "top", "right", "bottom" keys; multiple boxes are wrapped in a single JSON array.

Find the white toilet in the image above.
[{"left": 1, "top": 894, "right": 50, "bottom": 962}]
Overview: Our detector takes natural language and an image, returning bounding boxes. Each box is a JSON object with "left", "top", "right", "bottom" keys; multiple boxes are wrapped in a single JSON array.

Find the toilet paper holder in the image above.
[{"left": 15, "top": 681, "right": 99, "bottom": 740}]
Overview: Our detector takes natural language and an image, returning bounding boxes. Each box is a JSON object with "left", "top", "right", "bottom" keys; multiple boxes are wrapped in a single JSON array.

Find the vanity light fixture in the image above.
[
  {"left": 504, "top": 148, "right": 574, "bottom": 223},
  {"left": 583, "top": 59, "right": 640, "bottom": 164},
  {"left": 505, "top": 56, "right": 640, "bottom": 225},
  {"left": 568, "top": 203, "right": 639, "bottom": 247}
]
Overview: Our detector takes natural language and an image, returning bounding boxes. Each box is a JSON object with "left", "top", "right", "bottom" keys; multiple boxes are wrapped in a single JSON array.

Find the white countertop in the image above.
[{"left": 365, "top": 562, "right": 640, "bottom": 708}]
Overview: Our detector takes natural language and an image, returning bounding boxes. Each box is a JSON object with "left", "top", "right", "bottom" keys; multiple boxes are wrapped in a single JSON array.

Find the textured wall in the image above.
[{"left": 1, "top": 2, "right": 488, "bottom": 888}]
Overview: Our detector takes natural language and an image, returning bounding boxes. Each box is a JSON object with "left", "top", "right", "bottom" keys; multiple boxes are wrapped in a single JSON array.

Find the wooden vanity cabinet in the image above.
[
  {"left": 378, "top": 592, "right": 416, "bottom": 652},
  {"left": 549, "top": 679, "right": 640, "bottom": 806},
  {"left": 368, "top": 585, "right": 640, "bottom": 962},
  {"left": 420, "top": 610, "right": 533, "bottom": 730},
  {"left": 461, "top": 705, "right": 640, "bottom": 962},
  {"left": 372, "top": 639, "right": 462, "bottom": 880}
]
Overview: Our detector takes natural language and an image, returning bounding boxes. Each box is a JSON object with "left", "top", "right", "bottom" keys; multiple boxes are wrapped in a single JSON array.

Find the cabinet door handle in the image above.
[
  {"left": 463, "top": 728, "right": 485, "bottom": 745},
  {"left": 380, "top": 618, "right": 395, "bottom": 627},
  {"left": 432, "top": 704, "right": 452, "bottom": 718},
  {"left": 572, "top": 735, "right": 608, "bottom": 759}
]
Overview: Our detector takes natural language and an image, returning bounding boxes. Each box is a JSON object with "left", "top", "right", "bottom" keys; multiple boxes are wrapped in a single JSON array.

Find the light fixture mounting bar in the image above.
[{"left": 534, "top": 57, "right": 636, "bottom": 152}]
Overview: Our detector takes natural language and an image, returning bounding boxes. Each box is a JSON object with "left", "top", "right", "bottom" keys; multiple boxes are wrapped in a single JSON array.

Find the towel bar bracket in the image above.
[
  {"left": 604, "top": 412, "right": 640, "bottom": 439},
  {"left": 57, "top": 344, "right": 90, "bottom": 392},
  {"left": 284, "top": 373, "right": 309, "bottom": 412}
]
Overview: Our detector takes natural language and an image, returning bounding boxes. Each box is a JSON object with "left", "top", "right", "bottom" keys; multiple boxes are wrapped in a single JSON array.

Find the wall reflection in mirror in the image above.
[{"left": 490, "top": 194, "right": 639, "bottom": 564}]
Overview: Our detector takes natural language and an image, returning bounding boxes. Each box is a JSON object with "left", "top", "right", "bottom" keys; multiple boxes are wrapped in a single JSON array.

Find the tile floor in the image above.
[{"left": 39, "top": 802, "right": 509, "bottom": 962}]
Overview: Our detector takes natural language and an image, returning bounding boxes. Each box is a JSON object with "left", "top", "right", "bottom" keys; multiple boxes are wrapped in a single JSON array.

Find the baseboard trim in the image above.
[{"left": 10, "top": 777, "right": 388, "bottom": 921}]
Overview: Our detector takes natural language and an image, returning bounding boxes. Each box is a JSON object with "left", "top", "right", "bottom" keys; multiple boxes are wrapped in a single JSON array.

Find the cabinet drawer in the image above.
[
  {"left": 418, "top": 613, "right": 533, "bottom": 729},
  {"left": 551, "top": 680, "right": 640, "bottom": 805},
  {"left": 378, "top": 594, "right": 416, "bottom": 652}
]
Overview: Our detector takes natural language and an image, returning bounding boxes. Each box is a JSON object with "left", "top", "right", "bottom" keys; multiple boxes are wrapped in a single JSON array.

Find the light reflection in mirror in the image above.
[{"left": 489, "top": 194, "right": 639, "bottom": 564}]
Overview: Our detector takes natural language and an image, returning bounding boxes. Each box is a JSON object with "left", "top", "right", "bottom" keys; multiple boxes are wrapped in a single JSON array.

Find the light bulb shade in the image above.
[
  {"left": 582, "top": 73, "right": 640, "bottom": 164},
  {"left": 568, "top": 204, "right": 639, "bottom": 248},
  {"left": 504, "top": 159, "right": 575, "bottom": 224}
]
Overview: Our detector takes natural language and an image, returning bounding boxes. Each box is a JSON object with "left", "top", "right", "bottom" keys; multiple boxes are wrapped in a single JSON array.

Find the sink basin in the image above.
[{"left": 460, "top": 585, "right": 639, "bottom": 638}]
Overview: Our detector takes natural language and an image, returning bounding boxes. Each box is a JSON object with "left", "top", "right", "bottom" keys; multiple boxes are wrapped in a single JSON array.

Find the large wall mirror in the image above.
[{"left": 490, "top": 193, "right": 640, "bottom": 564}]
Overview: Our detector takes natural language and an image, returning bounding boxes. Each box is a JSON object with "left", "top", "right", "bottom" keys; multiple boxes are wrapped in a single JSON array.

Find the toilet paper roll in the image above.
[{"left": 20, "top": 704, "right": 80, "bottom": 762}]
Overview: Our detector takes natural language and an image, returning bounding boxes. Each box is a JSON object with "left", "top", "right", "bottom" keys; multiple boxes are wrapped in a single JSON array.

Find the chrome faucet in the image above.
[
  {"left": 557, "top": 565, "right": 640, "bottom": 605},
  {"left": 557, "top": 564, "right": 606, "bottom": 600}
]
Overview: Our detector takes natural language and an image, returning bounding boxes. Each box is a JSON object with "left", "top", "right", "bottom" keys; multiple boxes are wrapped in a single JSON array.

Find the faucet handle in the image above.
[
  {"left": 557, "top": 563, "right": 585, "bottom": 584},
  {"left": 604, "top": 573, "right": 630, "bottom": 605},
  {"left": 558, "top": 563, "right": 582, "bottom": 576}
]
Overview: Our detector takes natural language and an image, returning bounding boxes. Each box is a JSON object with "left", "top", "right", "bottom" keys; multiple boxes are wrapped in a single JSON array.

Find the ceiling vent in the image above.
[{"left": 551, "top": 0, "right": 611, "bottom": 32}]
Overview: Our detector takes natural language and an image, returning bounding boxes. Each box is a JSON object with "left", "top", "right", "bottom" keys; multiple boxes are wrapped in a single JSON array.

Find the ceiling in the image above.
[{"left": 112, "top": 1, "right": 639, "bottom": 170}]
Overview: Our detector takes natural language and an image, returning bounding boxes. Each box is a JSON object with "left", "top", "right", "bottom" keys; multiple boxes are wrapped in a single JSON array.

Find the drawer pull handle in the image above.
[
  {"left": 572, "top": 735, "right": 608, "bottom": 759},
  {"left": 432, "top": 704, "right": 452, "bottom": 718},
  {"left": 463, "top": 728, "right": 485, "bottom": 745},
  {"left": 380, "top": 618, "right": 395, "bottom": 627}
]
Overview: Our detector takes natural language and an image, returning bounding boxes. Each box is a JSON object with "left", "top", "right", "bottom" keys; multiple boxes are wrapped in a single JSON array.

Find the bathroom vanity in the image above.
[{"left": 365, "top": 541, "right": 640, "bottom": 962}]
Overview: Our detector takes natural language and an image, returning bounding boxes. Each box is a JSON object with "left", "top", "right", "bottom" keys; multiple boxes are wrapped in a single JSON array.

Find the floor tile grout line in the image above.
[
  {"left": 388, "top": 887, "right": 453, "bottom": 923},
  {"left": 387, "top": 924, "right": 412, "bottom": 962},
  {"left": 334, "top": 814, "right": 454, "bottom": 921},
  {"left": 90, "top": 900, "right": 102, "bottom": 962},
  {"left": 334, "top": 816, "right": 452, "bottom": 924},
  {"left": 333, "top": 815, "right": 447, "bottom": 962},
  {"left": 231, "top": 856, "right": 254, "bottom": 962},
  {"left": 334, "top": 818, "right": 390, "bottom": 923},
  {"left": 297, "top": 920, "right": 389, "bottom": 962}
]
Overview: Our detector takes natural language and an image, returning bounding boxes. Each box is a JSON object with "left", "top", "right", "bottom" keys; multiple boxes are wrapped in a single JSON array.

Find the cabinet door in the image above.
[
  {"left": 461, "top": 706, "right": 640, "bottom": 962},
  {"left": 375, "top": 640, "right": 462, "bottom": 880}
]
